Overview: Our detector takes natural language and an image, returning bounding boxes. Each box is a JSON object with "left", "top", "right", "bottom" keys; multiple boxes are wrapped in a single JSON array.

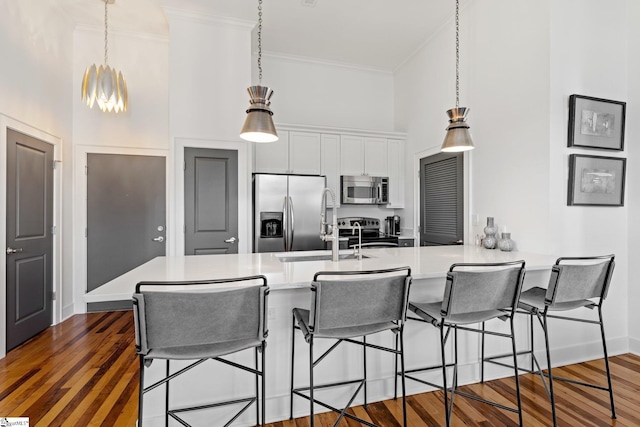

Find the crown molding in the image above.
[
  {"left": 161, "top": 6, "right": 255, "bottom": 30},
  {"left": 75, "top": 24, "right": 169, "bottom": 43},
  {"left": 275, "top": 122, "right": 406, "bottom": 139},
  {"left": 262, "top": 51, "right": 393, "bottom": 75}
]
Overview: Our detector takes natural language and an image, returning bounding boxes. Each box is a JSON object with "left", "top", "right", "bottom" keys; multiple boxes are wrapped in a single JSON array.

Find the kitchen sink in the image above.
[{"left": 277, "top": 253, "right": 370, "bottom": 262}]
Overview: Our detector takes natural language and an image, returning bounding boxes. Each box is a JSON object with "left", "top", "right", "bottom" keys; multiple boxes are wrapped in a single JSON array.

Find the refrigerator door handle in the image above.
[
  {"left": 288, "top": 196, "right": 295, "bottom": 251},
  {"left": 282, "top": 196, "right": 288, "bottom": 251}
]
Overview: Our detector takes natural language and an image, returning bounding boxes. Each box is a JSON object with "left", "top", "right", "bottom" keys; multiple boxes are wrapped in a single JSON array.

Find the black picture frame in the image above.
[
  {"left": 568, "top": 154, "right": 626, "bottom": 206},
  {"left": 568, "top": 94, "right": 626, "bottom": 151}
]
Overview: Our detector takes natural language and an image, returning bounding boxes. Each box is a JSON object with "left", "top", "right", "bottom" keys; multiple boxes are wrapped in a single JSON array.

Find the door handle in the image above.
[
  {"left": 225, "top": 237, "right": 237, "bottom": 244},
  {"left": 6, "top": 247, "right": 23, "bottom": 255},
  {"left": 152, "top": 236, "right": 164, "bottom": 243},
  {"left": 288, "top": 196, "right": 294, "bottom": 251}
]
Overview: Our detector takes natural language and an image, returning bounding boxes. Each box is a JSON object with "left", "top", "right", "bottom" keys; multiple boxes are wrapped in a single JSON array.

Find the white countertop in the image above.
[{"left": 84, "top": 246, "right": 557, "bottom": 303}]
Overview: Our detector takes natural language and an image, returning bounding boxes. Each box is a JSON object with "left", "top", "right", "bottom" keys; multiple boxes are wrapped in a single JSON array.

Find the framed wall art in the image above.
[
  {"left": 568, "top": 94, "right": 626, "bottom": 151},
  {"left": 567, "top": 154, "right": 626, "bottom": 206}
]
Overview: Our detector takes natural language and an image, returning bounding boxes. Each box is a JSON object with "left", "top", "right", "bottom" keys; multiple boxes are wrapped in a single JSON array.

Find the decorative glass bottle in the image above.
[
  {"left": 498, "top": 232, "right": 514, "bottom": 252},
  {"left": 483, "top": 217, "right": 497, "bottom": 249}
]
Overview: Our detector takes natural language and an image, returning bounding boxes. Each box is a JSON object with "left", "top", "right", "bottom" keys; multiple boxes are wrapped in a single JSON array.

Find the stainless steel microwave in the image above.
[{"left": 341, "top": 175, "right": 389, "bottom": 205}]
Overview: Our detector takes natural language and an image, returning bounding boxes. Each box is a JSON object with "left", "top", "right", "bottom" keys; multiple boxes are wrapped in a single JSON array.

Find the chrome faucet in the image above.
[
  {"left": 320, "top": 188, "right": 339, "bottom": 262},
  {"left": 352, "top": 221, "right": 362, "bottom": 260}
]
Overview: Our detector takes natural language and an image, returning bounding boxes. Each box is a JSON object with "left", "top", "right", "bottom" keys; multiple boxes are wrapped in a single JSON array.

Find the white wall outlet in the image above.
[{"left": 472, "top": 213, "right": 480, "bottom": 226}]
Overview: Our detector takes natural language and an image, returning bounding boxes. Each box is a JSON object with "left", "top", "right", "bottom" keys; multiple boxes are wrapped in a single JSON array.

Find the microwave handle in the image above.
[{"left": 377, "top": 183, "right": 381, "bottom": 202}]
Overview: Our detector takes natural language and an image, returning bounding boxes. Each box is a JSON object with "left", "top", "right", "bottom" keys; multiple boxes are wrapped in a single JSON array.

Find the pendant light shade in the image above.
[
  {"left": 240, "top": 85, "right": 278, "bottom": 143},
  {"left": 441, "top": 107, "right": 474, "bottom": 152},
  {"left": 240, "top": 0, "right": 278, "bottom": 143},
  {"left": 81, "top": 0, "right": 128, "bottom": 113},
  {"left": 441, "top": 0, "right": 474, "bottom": 152}
]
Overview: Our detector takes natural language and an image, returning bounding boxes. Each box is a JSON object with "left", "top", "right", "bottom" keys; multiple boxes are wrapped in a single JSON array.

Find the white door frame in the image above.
[
  {"left": 73, "top": 145, "right": 170, "bottom": 315},
  {"left": 0, "top": 114, "right": 62, "bottom": 360},
  {"left": 413, "top": 144, "right": 472, "bottom": 246},
  {"left": 171, "top": 137, "right": 251, "bottom": 256}
]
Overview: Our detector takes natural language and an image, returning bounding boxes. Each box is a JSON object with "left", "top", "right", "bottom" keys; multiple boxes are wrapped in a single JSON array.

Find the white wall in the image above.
[
  {"left": 0, "top": 1, "right": 74, "bottom": 357},
  {"left": 263, "top": 54, "right": 395, "bottom": 131},
  {"left": 395, "top": 0, "right": 631, "bottom": 360},
  {"left": 548, "top": 0, "right": 629, "bottom": 352},
  {"left": 71, "top": 24, "right": 170, "bottom": 313},
  {"left": 626, "top": 1, "right": 640, "bottom": 352}
]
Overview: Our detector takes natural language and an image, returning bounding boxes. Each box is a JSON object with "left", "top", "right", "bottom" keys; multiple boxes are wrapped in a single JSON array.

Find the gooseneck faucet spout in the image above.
[{"left": 320, "top": 188, "right": 339, "bottom": 262}]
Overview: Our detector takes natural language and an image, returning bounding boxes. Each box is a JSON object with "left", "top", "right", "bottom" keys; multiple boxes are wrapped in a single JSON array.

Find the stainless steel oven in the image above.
[
  {"left": 341, "top": 175, "right": 389, "bottom": 205},
  {"left": 336, "top": 216, "right": 398, "bottom": 249}
]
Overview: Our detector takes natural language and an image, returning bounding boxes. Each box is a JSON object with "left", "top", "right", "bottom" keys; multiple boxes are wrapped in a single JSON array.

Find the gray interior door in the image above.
[
  {"left": 420, "top": 152, "right": 463, "bottom": 246},
  {"left": 6, "top": 129, "right": 54, "bottom": 351},
  {"left": 184, "top": 148, "right": 238, "bottom": 255},
  {"left": 87, "top": 154, "right": 166, "bottom": 296}
]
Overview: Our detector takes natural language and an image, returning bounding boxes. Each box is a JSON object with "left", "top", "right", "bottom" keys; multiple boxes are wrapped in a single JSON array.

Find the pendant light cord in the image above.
[
  {"left": 257, "top": 0, "right": 263, "bottom": 84},
  {"left": 455, "top": 0, "right": 460, "bottom": 107},
  {"left": 104, "top": 0, "right": 109, "bottom": 65}
]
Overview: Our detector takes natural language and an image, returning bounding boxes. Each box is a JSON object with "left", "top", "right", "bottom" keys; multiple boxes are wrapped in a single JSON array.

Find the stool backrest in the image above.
[
  {"left": 309, "top": 267, "right": 411, "bottom": 332},
  {"left": 441, "top": 261, "right": 526, "bottom": 317},
  {"left": 545, "top": 255, "right": 615, "bottom": 305},
  {"left": 133, "top": 276, "right": 268, "bottom": 356}
]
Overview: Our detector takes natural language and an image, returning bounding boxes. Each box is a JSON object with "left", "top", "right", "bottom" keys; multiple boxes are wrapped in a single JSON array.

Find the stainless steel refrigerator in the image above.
[{"left": 253, "top": 174, "right": 327, "bottom": 253}]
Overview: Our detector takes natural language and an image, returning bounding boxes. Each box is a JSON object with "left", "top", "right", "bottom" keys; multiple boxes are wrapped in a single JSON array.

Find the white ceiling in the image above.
[{"left": 54, "top": 0, "right": 464, "bottom": 71}]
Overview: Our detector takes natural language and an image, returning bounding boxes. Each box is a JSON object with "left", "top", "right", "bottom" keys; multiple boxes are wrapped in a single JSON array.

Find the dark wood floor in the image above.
[{"left": 1, "top": 311, "right": 639, "bottom": 426}]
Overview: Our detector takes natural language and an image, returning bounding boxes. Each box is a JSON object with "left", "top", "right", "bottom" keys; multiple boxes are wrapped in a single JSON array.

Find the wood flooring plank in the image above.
[{"left": 1, "top": 311, "right": 640, "bottom": 427}]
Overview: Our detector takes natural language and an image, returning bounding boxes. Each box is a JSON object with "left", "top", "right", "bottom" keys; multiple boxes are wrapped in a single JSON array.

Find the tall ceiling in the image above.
[{"left": 54, "top": 0, "right": 466, "bottom": 71}]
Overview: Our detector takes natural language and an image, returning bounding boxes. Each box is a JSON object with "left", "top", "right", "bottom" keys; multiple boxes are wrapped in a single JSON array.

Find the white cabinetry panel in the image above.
[
  {"left": 320, "top": 134, "right": 340, "bottom": 207},
  {"left": 387, "top": 139, "right": 405, "bottom": 208},
  {"left": 254, "top": 131, "right": 289, "bottom": 173},
  {"left": 364, "top": 137, "right": 388, "bottom": 177}
]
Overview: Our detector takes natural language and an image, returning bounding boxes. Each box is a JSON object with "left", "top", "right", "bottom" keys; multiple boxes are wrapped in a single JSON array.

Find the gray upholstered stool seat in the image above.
[
  {"left": 133, "top": 275, "right": 269, "bottom": 427},
  {"left": 289, "top": 267, "right": 412, "bottom": 427},
  {"left": 405, "top": 261, "right": 526, "bottom": 427},
  {"left": 485, "top": 255, "right": 616, "bottom": 427}
]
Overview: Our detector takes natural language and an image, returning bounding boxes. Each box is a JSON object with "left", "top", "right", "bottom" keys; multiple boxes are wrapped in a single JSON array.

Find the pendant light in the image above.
[
  {"left": 81, "top": 0, "right": 128, "bottom": 113},
  {"left": 240, "top": 0, "right": 278, "bottom": 143},
  {"left": 441, "top": 0, "right": 474, "bottom": 152}
]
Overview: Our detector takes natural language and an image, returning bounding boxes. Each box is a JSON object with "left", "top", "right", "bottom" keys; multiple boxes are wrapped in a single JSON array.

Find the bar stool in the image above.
[
  {"left": 405, "top": 261, "right": 526, "bottom": 427},
  {"left": 498, "top": 255, "right": 616, "bottom": 426},
  {"left": 132, "top": 275, "right": 269, "bottom": 427},
  {"left": 289, "top": 267, "right": 412, "bottom": 427}
]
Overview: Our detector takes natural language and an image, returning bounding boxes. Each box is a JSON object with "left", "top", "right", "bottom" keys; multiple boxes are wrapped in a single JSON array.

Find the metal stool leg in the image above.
[
  {"left": 440, "top": 323, "right": 450, "bottom": 427},
  {"left": 510, "top": 317, "right": 523, "bottom": 426},
  {"left": 309, "top": 335, "right": 314, "bottom": 427},
  {"left": 394, "top": 332, "right": 399, "bottom": 400},
  {"left": 363, "top": 335, "right": 368, "bottom": 407},
  {"left": 138, "top": 355, "right": 145, "bottom": 427},
  {"left": 289, "top": 313, "right": 296, "bottom": 420},
  {"left": 598, "top": 306, "right": 616, "bottom": 419},
  {"left": 542, "top": 313, "right": 557, "bottom": 427},
  {"left": 261, "top": 342, "right": 266, "bottom": 426},
  {"left": 399, "top": 325, "right": 407, "bottom": 427},
  {"left": 480, "top": 321, "right": 486, "bottom": 383},
  {"left": 165, "top": 360, "right": 170, "bottom": 427}
]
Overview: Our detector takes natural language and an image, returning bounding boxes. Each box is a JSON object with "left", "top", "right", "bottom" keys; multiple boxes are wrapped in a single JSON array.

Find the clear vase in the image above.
[
  {"left": 483, "top": 217, "right": 497, "bottom": 249},
  {"left": 498, "top": 232, "right": 514, "bottom": 252}
]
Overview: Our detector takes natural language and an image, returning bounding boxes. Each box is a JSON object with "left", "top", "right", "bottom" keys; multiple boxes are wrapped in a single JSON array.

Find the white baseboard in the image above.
[{"left": 629, "top": 337, "right": 640, "bottom": 355}]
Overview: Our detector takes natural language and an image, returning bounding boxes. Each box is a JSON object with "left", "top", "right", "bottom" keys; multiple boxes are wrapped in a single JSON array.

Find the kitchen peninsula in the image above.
[{"left": 85, "top": 245, "right": 558, "bottom": 425}]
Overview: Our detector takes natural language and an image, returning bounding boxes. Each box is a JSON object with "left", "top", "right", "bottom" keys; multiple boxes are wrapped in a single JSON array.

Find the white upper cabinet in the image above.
[
  {"left": 254, "top": 131, "right": 321, "bottom": 175},
  {"left": 320, "top": 134, "right": 340, "bottom": 207},
  {"left": 340, "top": 136, "right": 388, "bottom": 177},
  {"left": 253, "top": 130, "right": 289, "bottom": 174}
]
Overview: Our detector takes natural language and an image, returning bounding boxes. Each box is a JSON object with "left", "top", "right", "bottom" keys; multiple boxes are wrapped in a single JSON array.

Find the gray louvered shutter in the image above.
[{"left": 420, "top": 152, "right": 463, "bottom": 246}]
